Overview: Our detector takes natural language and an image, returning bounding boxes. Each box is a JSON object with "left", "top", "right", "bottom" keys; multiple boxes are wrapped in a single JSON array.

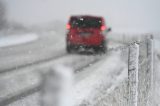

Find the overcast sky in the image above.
[{"left": 3, "top": 0, "right": 160, "bottom": 33}]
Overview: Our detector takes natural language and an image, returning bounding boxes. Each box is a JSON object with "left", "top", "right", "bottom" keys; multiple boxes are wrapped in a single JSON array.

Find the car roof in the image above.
[{"left": 70, "top": 15, "right": 103, "bottom": 19}]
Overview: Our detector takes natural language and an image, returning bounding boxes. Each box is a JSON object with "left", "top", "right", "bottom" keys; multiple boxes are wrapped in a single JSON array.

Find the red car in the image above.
[{"left": 66, "top": 15, "right": 110, "bottom": 53}]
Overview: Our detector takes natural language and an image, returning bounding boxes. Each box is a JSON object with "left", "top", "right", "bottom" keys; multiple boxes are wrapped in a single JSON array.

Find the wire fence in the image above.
[
  {"left": 93, "top": 35, "right": 155, "bottom": 106},
  {"left": 0, "top": 35, "right": 155, "bottom": 106}
]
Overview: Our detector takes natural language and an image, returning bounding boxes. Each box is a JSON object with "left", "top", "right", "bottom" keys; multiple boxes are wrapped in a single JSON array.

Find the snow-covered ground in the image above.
[
  {"left": 0, "top": 31, "right": 66, "bottom": 72},
  {"left": 73, "top": 52, "right": 128, "bottom": 106},
  {"left": 0, "top": 54, "right": 102, "bottom": 104},
  {"left": 0, "top": 33, "right": 38, "bottom": 48},
  {"left": 0, "top": 30, "right": 160, "bottom": 106},
  {"left": 3, "top": 51, "right": 128, "bottom": 106}
]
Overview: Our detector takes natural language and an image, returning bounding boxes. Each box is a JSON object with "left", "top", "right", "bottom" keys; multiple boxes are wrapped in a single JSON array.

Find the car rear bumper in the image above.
[
  {"left": 67, "top": 41, "right": 106, "bottom": 49},
  {"left": 67, "top": 37, "right": 105, "bottom": 46}
]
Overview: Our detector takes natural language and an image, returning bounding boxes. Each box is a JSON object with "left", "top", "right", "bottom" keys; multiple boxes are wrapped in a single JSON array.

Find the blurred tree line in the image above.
[
  {"left": 0, "top": 1, "right": 66, "bottom": 33},
  {"left": 0, "top": 0, "right": 6, "bottom": 30},
  {"left": 0, "top": 1, "right": 29, "bottom": 33}
]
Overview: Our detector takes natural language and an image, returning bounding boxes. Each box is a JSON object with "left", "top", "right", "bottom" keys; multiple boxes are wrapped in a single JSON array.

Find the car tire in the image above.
[
  {"left": 66, "top": 43, "right": 77, "bottom": 53},
  {"left": 66, "top": 40, "right": 72, "bottom": 53},
  {"left": 99, "top": 41, "right": 107, "bottom": 54},
  {"left": 66, "top": 45, "right": 71, "bottom": 53}
]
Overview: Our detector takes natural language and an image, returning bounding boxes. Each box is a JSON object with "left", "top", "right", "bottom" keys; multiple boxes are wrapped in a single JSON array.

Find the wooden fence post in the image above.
[
  {"left": 128, "top": 43, "right": 139, "bottom": 106},
  {"left": 146, "top": 36, "right": 154, "bottom": 106}
]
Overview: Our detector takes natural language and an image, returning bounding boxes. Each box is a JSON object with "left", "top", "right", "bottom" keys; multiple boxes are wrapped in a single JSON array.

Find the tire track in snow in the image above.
[
  {"left": 0, "top": 52, "right": 67, "bottom": 75},
  {"left": 0, "top": 58, "right": 102, "bottom": 106},
  {"left": 0, "top": 43, "right": 129, "bottom": 75},
  {"left": 0, "top": 85, "right": 41, "bottom": 106},
  {"left": 0, "top": 45, "right": 129, "bottom": 106}
]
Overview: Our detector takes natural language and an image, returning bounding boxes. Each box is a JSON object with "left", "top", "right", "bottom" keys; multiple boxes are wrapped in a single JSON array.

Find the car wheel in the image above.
[
  {"left": 66, "top": 45, "right": 71, "bottom": 53},
  {"left": 66, "top": 41, "right": 73, "bottom": 53},
  {"left": 66, "top": 43, "right": 78, "bottom": 53},
  {"left": 99, "top": 41, "right": 107, "bottom": 54}
]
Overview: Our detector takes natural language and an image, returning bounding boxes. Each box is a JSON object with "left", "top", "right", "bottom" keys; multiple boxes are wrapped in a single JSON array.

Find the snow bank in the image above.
[
  {"left": 0, "top": 33, "right": 38, "bottom": 47},
  {"left": 73, "top": 52, "right": 127, "bottom": 106}
]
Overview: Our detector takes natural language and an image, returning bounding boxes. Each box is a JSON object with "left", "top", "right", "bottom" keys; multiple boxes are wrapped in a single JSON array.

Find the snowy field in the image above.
[
  {"left": 0, "top": 33, "right": 38, "bottom": 48},
  {"left": 0, "top": 30, "right": 160, "bottom": 106}
]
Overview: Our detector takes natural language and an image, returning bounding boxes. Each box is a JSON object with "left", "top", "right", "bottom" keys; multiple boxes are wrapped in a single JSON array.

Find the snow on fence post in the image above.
[
  {"left": 137, "top": 35, "right": 154, "bottom": 106},
  {"left": 128, "top": 43, "right": 139, "bottom": 106},
  {"left": 146, "top": 35, "right": 154, "bottom": 106}
]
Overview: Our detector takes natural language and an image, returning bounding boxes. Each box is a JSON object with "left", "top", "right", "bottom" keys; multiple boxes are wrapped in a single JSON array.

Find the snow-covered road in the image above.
[
  {"left": 0, "top": 33, "right": 38, "bottom": 48},
  {"left": 0, "top": 54, "right": 103, "bottom": 105},
  {"left": 0, "top": 31, "right": 124, "bottom": 73},
  {"left": 0, "top": 31, "right": 66, "bottom": 72},
  {"left": 1, "top": 51, "right": 127, "bottom": 106},
  {"left": 2, "top": 31, "right": 159, "bottom": 106},
  {"left": 0, "top": 31, "right": 129, "bottom": 106}
]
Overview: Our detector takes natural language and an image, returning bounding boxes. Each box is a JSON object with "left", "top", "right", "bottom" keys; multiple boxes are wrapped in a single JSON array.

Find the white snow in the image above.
[
  {"left": 0, "top": 31, "right": 65, "bottom": 71},
  {"left": 73, "top": 52, "right": 127, "bottom": 105},
  {"left": 5, "top": 51, "right": 128, "bottom": 106},
  {"left": 0, "top": 54, "right": 101, "bottom": 103},
  {"left": 1, "top": 30, "right": 160, "bottom": 106},
  {"left": 0, "top": 31, "right": 130, "bottom": 106},
  {"left": 0, "top": 33, "right": 38, "bottom": 47}
]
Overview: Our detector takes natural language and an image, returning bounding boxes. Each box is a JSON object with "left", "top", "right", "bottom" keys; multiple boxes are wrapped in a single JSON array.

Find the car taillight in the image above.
[
  {"left": 101, "top": 25, "right": 106, "bottom": 31},
  {"left": 66, "top": 24, "right": 71, "bottom": 29}
]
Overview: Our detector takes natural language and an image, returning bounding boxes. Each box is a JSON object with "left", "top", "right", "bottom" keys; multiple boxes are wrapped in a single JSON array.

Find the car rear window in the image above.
[{"left": 70, "top": 17, "right": 102, "bottom": 28}]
